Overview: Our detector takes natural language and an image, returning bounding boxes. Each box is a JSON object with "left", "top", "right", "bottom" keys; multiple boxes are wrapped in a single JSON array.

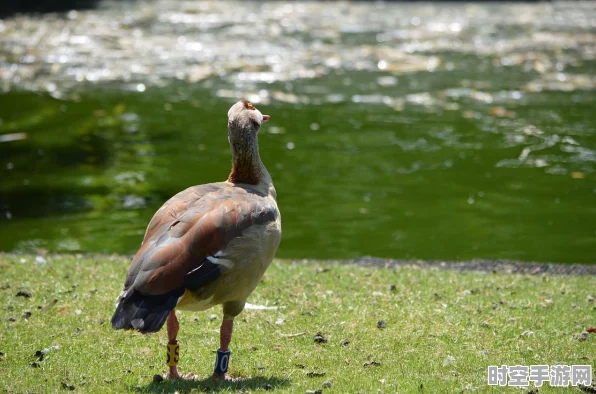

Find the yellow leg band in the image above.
[{"left": 166, "top": 343, "right": 179, "bottom": 367}]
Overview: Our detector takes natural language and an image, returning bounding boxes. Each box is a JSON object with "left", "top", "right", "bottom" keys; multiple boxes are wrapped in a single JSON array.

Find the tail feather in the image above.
[{"left": 111, "top": 288, "right": 183, "bottom": 333}]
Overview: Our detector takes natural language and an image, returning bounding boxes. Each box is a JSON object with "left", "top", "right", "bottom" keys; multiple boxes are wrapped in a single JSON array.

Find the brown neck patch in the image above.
[{"left": 228, "top": 165, "right": 260, "bottom": 185}]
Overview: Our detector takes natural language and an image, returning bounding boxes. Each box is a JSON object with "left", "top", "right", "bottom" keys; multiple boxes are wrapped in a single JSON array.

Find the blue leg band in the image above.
[{"left": 214, "top": 349, "right": 231, "bottom": 374}]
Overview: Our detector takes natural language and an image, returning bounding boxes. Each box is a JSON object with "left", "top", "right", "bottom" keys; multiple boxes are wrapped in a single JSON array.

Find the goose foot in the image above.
[
  {"left": 164, "top": 368, "right": 197, "bottom": 380},
  {"left": 210, "top": 373, "right": 232, "bottom": 381},
  {"left": 210, "top": 373, "right": 250, "bottom": 382}
]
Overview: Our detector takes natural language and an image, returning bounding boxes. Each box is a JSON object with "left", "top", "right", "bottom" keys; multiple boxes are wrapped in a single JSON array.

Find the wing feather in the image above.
[{"left": 123, "top": 184, "right": 277, "bottom": 296}]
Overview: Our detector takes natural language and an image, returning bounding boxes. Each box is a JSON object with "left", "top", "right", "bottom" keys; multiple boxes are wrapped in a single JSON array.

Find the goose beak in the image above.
[{"left": 262, "top": 115, "right": 271, "bottom": 123}]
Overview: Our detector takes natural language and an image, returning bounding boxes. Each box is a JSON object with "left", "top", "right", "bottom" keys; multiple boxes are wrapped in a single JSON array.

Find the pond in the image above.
[{"left": 0, "top": 1, "right": 595, "bottom": 263}]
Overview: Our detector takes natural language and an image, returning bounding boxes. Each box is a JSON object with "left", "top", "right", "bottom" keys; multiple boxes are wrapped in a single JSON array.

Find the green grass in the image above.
[{"left": 0, "top": 254, "right": 594, "bottom": 393}]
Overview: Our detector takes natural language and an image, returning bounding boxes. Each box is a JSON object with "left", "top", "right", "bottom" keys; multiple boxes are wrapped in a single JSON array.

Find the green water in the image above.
[{"left": 0, "top": 2, "right": 595, "bottom": 263}]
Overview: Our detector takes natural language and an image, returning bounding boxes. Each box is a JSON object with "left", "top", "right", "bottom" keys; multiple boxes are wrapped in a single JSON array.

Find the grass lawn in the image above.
[{"left": 0, "top": 254, "right": 594, "bottom": 393}]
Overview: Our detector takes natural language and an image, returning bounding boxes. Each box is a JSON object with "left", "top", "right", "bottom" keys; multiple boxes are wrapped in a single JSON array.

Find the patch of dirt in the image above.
[
  {"left": 313, "top": 332, "right": 328, "bottom": 344},
  {"left": 16, "top": 290, "right": 32, "bottom": 298},
  {"left": 305, "top": 371, "right": 326, "bottom": 377},
  {"left": 318, "top": 256, "right": 596, "bottom": 276}
]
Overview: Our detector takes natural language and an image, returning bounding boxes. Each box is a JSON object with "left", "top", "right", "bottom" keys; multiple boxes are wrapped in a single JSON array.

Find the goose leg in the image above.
[
  {"left": 211, "top": 319, "right": 233, "bottom": 380},
  {"left": 164, "top": 310, "right": 182, "bottom": 379},
  {"left": 164, "top": 310, "right": 195, "bottom": 379},
  {"left": 220, "top": 319, "right": 233, "bottom": 351}
]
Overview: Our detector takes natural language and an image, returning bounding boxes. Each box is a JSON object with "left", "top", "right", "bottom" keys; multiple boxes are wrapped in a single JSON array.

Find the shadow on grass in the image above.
[{"left": 134, "top": 376, "right": 290, "bottom": 393}]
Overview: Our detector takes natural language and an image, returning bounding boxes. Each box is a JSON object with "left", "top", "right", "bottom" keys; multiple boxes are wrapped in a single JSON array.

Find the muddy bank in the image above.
[{"left": 291, "top": 256, "right": 596, "bottom": 276}]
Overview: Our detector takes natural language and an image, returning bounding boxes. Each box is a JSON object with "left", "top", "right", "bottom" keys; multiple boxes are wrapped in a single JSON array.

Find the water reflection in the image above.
[{"left": 1, "top": 2, "right": 594, "bottom": 97}]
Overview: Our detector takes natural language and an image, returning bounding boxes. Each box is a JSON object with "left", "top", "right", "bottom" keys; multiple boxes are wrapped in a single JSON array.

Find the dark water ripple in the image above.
[{"left": 0, "top": 1, "right": 595, "bottom": 263}]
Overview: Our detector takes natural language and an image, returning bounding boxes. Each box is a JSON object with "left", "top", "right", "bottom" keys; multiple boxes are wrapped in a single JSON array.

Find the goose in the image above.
[{"left": 111, "top": 100, "right": 282, "bottom": 380}]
